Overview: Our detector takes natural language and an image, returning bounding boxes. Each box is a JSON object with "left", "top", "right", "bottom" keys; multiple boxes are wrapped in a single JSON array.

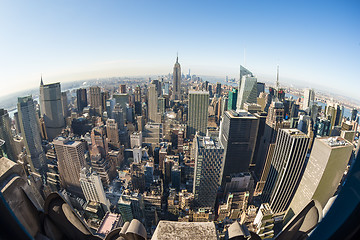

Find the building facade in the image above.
[
  {"left": 53, "top": 138, "right": 87, "bottom": 196},
  {"left": 172, "top": 56, "right": 181, "bottom": 101},
  {"left": 188, "top": 91, "right": 209, "bottom": 137},
  {"left": 0, "top": 109, "right": 16, "bottom": 161},
  {"left": 219, "top": 110, "right": 259, "bottom": 184},
  {"left": 237, "top": 76, "right": 258, "bottom": 110},
  {"left": 262, "top": 129, "right": 310, "bottom": 214},
  {"left": 80, "top": 167, "right": 110, "bottom": 211},
  {"left": 287, "top": 137, "right": 353, "bottom": 217},
  {"left": 17, "top": 96, "right": 47, "bottom": 173},
  {"left": 193, "top": 135, "right": 224, "bottom": 209},
  {"left": 76, "top": 88, "right": 88, "bottom": 113},
  {"left": 39, "top": 81, "right": 65, "bottom": 140}
]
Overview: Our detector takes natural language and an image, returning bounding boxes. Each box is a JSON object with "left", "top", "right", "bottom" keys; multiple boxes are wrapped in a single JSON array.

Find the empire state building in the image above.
[{"left": 172, "top": 55, "right": 181, "bottom": 100}]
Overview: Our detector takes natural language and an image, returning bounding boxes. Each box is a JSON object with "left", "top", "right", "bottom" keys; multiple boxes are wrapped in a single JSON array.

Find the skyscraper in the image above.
[
  {"left": 254, "top": 101, "right": 290, "bottom": 196},
  {"left": 262, "top": 129, "right": 310, "bottom": 214},
  {"left": 0, "top": 109, "right": 16, "bottom": 161},
  {"left": 61, "top": 91, "right": 69, "bottom": 118},
  {"left": 303, "top": 88, "right": 315, "bottom": 110},
  {"left": 188, "top": 90, "right": 209, "bottom": 137},
  {"left": 237, "top": 76, "right": 258, "bottom": 110},
  {"left": 287, "top": 137, "right": 352, "bottom": 217},
  {"left": 90, "top": 86, "right": 102, "bottom": 109},
  {"left": 76, "top": 88, "right": 88, "bottom": 113},
  {"left": 238, "top": 65, "right": 253, "bottom": 93},
  {"left": 216, "top": 82, "right": 222, "bottom": 96},
  {"left": 148, "top": 82, "right": 158, "bottom": 122},
  {"left": 106, "top": 118, "right": 120, "bottom": 149},
  {"left": 193, "top": 135, "right": 224, "bottom": 208},
  {"left": 113, "top": 104, "right": 125, "bottom": 132},
  {"left": 53, "top": 137, "right": 87, "bottom": 196},
  {"left": 134, "top": 85, "right": 142, "bottom": 115},
  {"left": 113, "top": 93, "right": 129, "bottom": 120},
  {"left": 257, "top": 82, "right": 265, "bottom": 97},
  {"left": 80, "top": 167, "right": 110, "bottom": 211},
  {"left": 163, "top": 81, "right": 170, "bottom": 96},
  {"left": 119, "top": 84, "right": 126, "bottom": 93},
  {"left": 351, "top": 108, "right": 358, "bottom": 121},
  {"left": 172, "top": 55, "right": 181, "bottom": 101},
  {"left": 39, "top": 80, "right": 65, "bottom": 140},
  {"left": 227, "top": 88, "right": 238, "bottom": 111},
  {"left": 219, "top": 110, "right": 259, "bottom": 183},
  {"left": 17, "top": 96, "right": 47, "bottom": 173}
]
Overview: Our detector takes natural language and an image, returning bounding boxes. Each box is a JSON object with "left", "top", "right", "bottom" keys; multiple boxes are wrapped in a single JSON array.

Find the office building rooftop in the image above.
[
  {"left": 322, "top": 136, "right": 350, "bottom": 147},
  {"left": 198, "top": 136, "right": 222, "bottom": 149},
  {"left": 227, "top": 110, "right": 257, "bottom": 119},
  {"left": 282, "top": 128, "right": 307, "bottom": 137}
]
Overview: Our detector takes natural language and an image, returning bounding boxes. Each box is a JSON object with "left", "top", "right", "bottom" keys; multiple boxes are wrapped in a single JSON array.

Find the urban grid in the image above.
[{"left": 1, "top": 55, "right": 359, "bottom": 239}]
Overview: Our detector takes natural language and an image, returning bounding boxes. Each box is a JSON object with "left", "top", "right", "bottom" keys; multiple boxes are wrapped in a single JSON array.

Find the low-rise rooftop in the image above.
[{"left": 152, "top": 221, "right": 219, "bottom": 240}]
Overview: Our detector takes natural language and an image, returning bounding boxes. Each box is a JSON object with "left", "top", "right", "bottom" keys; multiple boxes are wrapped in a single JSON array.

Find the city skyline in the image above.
[
  {"left": 0, "top": 0, "right": 359, "bottom": 99},
  {"left": 1, "top": 1, "right": 360, "bottom": 239}
]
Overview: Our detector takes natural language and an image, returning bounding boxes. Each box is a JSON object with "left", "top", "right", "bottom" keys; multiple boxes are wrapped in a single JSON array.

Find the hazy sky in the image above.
[{"left": 0, "top": 0, "right": 359, "bottom": 99}]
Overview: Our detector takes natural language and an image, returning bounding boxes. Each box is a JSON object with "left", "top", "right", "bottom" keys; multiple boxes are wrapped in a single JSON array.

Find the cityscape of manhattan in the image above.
[{"left": 0, "top": 1, "right": 359, "bottom": 240}]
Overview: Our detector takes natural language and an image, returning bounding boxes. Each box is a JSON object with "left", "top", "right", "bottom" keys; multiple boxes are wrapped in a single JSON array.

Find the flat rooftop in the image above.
[
  {"left": 227, "top": 110, "right": 257, "bottom": 119},
  {"left": 198, "top": 136, "right": 222, "bottom": 149},
  {"left": 319, "top": 136, "right": 350, "bottom": 148},
  {"left": 53, "top": 137, "right": 82, "bottom": 146},
  {"left": 97, "top": 213, "right": 122, "bottom": 237},
  {"left": 189, "top": 90, "right": 209, "bottom": 95},
  {"left": 152, "top": 221, "right": 218, "bottom": 240},
  {"left": 282, "top": 128, "right": 308, "bottom": 137}
]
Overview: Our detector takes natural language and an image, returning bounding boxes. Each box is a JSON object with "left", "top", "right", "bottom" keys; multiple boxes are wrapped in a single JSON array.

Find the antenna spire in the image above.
[
  {"left": 276, "top": 65, "right": 279, "bottom": 91},
  {"left": 40, "top": 74, "right": 43, "bottom": 86},
  {"left": 244, "top": 48, "right": 246, "bottom": 66}
]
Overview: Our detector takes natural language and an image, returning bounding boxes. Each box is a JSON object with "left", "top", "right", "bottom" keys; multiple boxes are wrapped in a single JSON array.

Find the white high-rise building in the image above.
[
  {"left": 262, "top": 129, "right": 310, "bottom": 214},
  {"left": 237, "top": 76, "right": 258, "bottom": 110},
  {"left": 130, "top": 131, "right": 143, "bottom": 148},
  {"left": 53, "top": 137, "right": 87, "bottom": 196},
  {"left": 133, "top": 146, "right": 142, "bottom": 164},
  {"left": 80, "top": 167, "right": 110, "bottom": 211},
  {"left": 188, "top": 90, "right": 209, "bottom": 137},
  {"left": 303, "top": 88, "right": 315, "bottom": 110}
]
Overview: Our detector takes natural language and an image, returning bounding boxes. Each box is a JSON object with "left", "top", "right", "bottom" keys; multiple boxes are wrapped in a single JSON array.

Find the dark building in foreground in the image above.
[
  {"left": 193, "top": 135, "right": 224, "bottom": 209},
  {"left": 219, "top": 110, "right": 258, "bottom": 185}
]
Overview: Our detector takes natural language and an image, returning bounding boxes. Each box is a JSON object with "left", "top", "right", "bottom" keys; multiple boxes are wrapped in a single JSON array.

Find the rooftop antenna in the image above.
[
  {"left": 244, "top": 48, "right": 246, "bottom": 66},
  {"left": 276, "top": 65, "right": 279, "bottom": 91}
]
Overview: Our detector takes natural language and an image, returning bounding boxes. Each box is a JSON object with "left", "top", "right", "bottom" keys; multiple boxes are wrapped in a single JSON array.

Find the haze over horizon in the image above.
[{"left": 0, "top": 0, "right": 359, "bottom": 99}]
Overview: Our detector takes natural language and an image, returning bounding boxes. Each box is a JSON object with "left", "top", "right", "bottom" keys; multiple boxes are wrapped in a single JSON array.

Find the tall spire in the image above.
[
  {"left": 176, "top": 52, "right": 178, "bottom": 63},
  {"left": 244, "top": 48, "right": 246, "bottom": 66},
  {"left": 275, "top": 65, "right": 280, "bottom": 101},
  {"left": 40, "top": 74, "right": 43, "bottom": 86},
  {"left": 276, "top": 65, "right": 279, "bottom": 91}
]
